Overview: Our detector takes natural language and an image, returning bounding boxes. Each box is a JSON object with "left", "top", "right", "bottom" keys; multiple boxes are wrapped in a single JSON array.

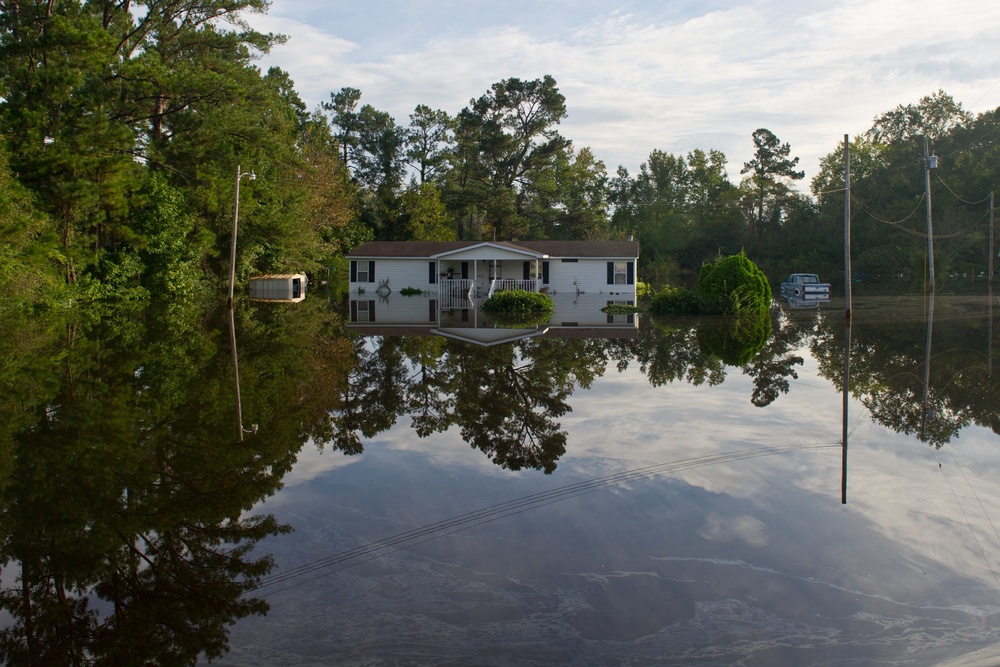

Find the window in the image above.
[
  {"left": 607, "top": 261, "right": 635, "bottom": 285},
  {"left": 350, "top": 300, "right": 376, "bottom": 322},
  {"left": 351, "top": 260, "right": 375, "bottom": 283},
  {"left": 613, "top": 261, "right": 628, "bottom": 285}
]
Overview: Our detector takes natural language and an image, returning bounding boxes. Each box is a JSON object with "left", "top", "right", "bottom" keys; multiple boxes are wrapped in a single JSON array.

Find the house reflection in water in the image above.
[
  {"left": 349, "top": 291, "right": 638, "bottom": 346},
  {"left": 346, "top": 240, "right": 639, "bottom": 345}
]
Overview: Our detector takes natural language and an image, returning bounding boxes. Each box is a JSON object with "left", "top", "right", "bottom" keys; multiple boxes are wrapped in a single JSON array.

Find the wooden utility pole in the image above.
[
  {"left": 990, "top": 192, "right": 995, "bottom": 285},
  {"left": 923, "top": 138, "right": 936, "bottom": 296},
  {"left": 844, "top": 134, "right": 852, "bottom": 321},
  {"left": 842, "top": 134, "right": 851, "bottom": 504}
]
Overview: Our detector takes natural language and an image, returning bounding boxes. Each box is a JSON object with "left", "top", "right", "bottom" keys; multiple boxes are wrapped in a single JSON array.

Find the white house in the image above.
[
  {"left": 345, "top": 240, "right": 639, "bottom": 341},
  {"left": 348, "top": 240, "right": 637, "bottom": 300}
]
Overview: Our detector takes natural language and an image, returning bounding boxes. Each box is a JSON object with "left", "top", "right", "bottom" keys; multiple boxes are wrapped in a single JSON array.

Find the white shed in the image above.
[{"left": 248, "top": 274, "right": 307, "bottom": 302}]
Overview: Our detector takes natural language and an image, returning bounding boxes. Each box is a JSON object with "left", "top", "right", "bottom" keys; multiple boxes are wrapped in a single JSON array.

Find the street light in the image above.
[{"left": 228, "top": 164, "right": 256, "bottom": 307}]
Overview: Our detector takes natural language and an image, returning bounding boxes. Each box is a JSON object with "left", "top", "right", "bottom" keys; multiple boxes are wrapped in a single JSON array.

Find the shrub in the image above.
[
  {"left": 481, "top": 289, "right": 554, "bottom": 314},
  {"left": 400, "top": 287, "right": 423, "bottom": 296},
  {"left": 649, "top": 286, "right": 701, "bottom": 316},
  {"left": 696, "top": 251, "right": 771, "bottom": 316}
]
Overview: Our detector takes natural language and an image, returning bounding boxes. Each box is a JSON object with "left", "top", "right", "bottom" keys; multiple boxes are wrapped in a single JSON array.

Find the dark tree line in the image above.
[{"left": 2, "top": 1, "right": 997, "bottom": 314}]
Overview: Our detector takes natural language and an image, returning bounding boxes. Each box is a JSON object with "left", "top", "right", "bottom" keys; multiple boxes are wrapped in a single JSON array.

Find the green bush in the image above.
[
  {"left": 481, "top": 289, "right": 554, "bottom": 314},
  {"left": 649, "top": 286, "right": 701, "bottom": 316},
  {"left": 400, "top": 287, "right": 423, "bottom": 296},
  {"left": 696, "top": 251, "right": 771, "bottom": 316}
]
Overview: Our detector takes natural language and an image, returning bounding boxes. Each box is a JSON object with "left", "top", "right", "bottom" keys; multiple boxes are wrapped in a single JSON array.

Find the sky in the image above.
[{"left": 247, "top": 0, "right": 1000, "bottom": 188}]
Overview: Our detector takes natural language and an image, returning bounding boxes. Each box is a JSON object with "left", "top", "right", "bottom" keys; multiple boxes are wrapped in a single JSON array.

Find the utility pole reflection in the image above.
[
  {"left": 229, "top": 304, "right": 257, "bottom": 442},
  {"left": 842, "top": 313, "right": 851, "bottom": 505},
  {"left": 920, "top": 293, "right": 935, "bottom": 442}
]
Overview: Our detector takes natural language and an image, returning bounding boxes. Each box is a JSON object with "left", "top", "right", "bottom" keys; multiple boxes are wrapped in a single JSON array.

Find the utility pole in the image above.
[
  {"left": 841, "top": 134, "right": 851, "bottom": 504},
  {"left": 843, "top": 134, "right": 852, "bottom": 321},
  {"left": 923, "top": 138, "right": 936, "bottom": 296},
  {"left": 990, "top": 192, "right": 995, "bottom": 285}
]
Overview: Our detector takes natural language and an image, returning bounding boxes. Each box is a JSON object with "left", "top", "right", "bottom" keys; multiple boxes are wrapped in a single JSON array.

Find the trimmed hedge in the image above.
[{"left": 481, "top": 289, "right": 554, "bottom": 314}]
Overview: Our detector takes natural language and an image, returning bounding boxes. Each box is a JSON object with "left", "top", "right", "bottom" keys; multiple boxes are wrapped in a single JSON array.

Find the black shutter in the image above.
[
  {"left": 523, "top": 261, "right": 530, "bottom": 280},
  {"left": 461, "top": 262, "right": 469, "bottom": 279},
  {"left": 542, "top": 262, "right": 549, "bottom": 284},
  {"left": 607, "top": 262, "right": 614, "bottom": 284},
  {"left": 429, "top": 299, "right": 437, "bottom": 322},
  {"left": 368, "top": 260, "right": 375, "bottom": 283},
  {"left": 627, "top": 261, "right": 634, "bottom": 285},
  {"left": 429, "top": 262, "right": 436, "bottom": 284},
  {"left": 350, "top": 300, "right": 358, "bottom": 321},
  {"left": 350, "top": 260, "right": 357, "bottom": 282},
  {"left": 368, "top": 300, "right": 376, "bottom": 321}
]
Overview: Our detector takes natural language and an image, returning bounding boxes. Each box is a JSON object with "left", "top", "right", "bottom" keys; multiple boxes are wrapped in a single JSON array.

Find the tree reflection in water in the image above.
[
  {"left": 0, "top": 297, "right": 353, "bottom": 665},
  {"left": 0, "top": 294, "right": 996, "bottom": 662},
  {"left": 812, "top": 295, "right": 999, "bottom": 448}
]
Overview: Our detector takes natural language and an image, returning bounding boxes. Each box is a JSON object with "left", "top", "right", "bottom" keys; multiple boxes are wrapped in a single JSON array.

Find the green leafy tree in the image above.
[
  {"left": 0, "top": 142, "right": 63, "bottom": 310},
  {"left": 322, "top": 86, "right": 363, "bottom": 168},
  {"left": 0, "top": 0, "right": 352, "bottom": 298},
  {"left": 739, "top": 128, "right": 805, "bottom": 251},
  {"left": 453, "top": 75, "right": 570, "bottom": 240},
  {"left": 405, "top": 104, "right": 454, "bottom": 185},
  {"left": 521, "top": 145, "right": 610, "bottom": 240},
  {"left": 400, "top": 183, "right": 456, "bottom": 241}
]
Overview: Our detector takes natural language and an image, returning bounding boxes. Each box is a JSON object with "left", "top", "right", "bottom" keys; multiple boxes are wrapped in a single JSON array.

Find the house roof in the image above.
[{"left": 347, "top": 240, "right": 639, "bottom": 259}]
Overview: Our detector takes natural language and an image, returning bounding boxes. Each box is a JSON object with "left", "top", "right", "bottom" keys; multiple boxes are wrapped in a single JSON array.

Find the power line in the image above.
[
  {"left": 968, "top": 78, "right": 1000, "bottom": 112},
  {"left": 853, "top": 193, "right": 925, "bottom": 226},
  {"left": 934, "top": 174, "right": 994, "bottom": 206}
]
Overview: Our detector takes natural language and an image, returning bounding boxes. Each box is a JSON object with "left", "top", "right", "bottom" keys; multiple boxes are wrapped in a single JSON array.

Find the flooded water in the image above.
[{"left": 2, "top": 294, "right": 999, "bottom": 666}]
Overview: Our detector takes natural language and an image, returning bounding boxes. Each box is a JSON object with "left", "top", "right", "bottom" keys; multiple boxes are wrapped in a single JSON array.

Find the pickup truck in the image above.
[{"left": 779, "top": 273, "right": 831, "bottom": 300}]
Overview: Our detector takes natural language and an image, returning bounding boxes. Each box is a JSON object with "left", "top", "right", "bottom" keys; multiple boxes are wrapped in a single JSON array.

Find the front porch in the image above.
[{"left": 437, "top": 278, "right": 540, "bottom": 309}]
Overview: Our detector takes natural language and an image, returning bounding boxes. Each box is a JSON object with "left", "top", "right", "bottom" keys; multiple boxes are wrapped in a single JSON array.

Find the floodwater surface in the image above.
[{"left": 2, "top": 294, "right": 999, "bottom": 666}]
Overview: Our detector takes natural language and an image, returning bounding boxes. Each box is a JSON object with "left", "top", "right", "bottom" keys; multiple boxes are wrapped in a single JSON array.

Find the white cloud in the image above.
[{"left": 249, "top": 0, "right": 1000, "bottom": 185}]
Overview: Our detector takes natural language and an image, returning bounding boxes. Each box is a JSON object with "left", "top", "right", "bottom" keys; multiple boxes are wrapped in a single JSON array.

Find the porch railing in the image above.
[{"left": 438, "top": 279, "right": 481, "bottom": 309}]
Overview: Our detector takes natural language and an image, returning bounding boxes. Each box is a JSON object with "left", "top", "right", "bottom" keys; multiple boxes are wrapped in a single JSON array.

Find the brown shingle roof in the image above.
[{"left": 347, "top": 240, "right": 638, "bottom": 258}]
